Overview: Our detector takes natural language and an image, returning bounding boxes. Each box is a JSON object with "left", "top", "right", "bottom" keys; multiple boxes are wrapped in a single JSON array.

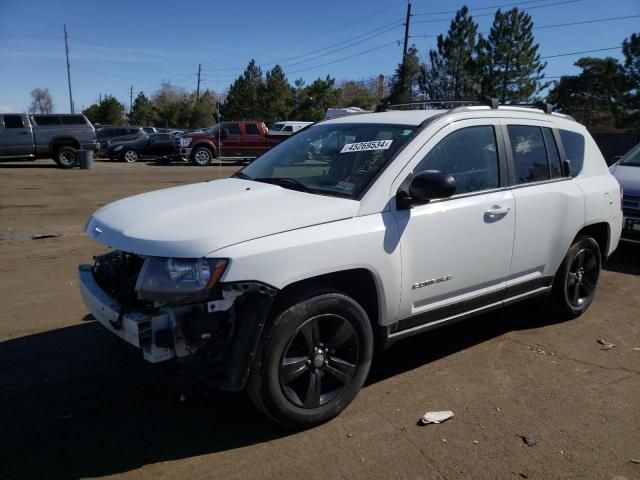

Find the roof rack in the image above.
[{"left": 375, "top": 97, "right": 554, "bottom": 114}]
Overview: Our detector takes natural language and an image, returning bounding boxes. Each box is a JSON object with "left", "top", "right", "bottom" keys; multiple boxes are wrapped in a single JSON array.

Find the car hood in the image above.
[
  {"left": 611, "top": 164, "right": 640, "bottom": 194},
  {"left": 85, "top": 178, "right": 359, "bottom": 257}
]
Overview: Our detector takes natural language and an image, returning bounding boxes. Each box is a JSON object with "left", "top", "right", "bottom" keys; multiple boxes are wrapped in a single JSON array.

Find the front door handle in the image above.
[{"left": 485, "top": 205, "right": 511, "bottom": 216}]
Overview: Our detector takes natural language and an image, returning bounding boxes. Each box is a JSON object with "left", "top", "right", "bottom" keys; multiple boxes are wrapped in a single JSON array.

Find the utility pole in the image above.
[
  {"left": 129, "top": 85, "right": 133, "bottom": 123},
  {"left": 402, "top": 2, "right": 412, "bottom": 60},
  {"left": 196, "top": 63, "right": 202, "bottom": 101},
  {"left": 64, "top": 24, "right": 74, "bottom": 113},
  {"left": 99, "top": 93, "right": 102, "bottom": 104}
]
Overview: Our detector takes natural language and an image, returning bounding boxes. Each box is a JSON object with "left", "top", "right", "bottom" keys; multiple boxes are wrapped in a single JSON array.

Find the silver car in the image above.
[{"left": 610, "top": 143, "right": 640, "bottom": 244}]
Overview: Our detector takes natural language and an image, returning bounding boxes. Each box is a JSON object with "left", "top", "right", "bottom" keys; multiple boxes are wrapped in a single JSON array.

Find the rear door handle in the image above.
[{"left": 485, "top": 205, "right": 511, "bottom": 216}]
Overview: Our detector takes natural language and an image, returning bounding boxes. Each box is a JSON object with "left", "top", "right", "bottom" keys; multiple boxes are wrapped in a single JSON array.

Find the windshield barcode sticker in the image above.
[{"left": 340, "top": 140, "right": 393, "bottom": 153}]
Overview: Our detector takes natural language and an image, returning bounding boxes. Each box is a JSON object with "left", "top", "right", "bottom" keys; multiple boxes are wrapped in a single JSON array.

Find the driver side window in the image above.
[{"left": 414, "top": 126, "right": 499, "bottom": 194}]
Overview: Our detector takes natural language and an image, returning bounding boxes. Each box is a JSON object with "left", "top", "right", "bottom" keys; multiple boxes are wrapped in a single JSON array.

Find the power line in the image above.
[
  {"left": 535, "top": 14, "right": 640, "bottom": 29},
  {"left": 540, "top": 46, "right": 619, "bottom": 59},
  {"left": 285, "top": 40, "right": 400, "bottom": 75},
  {"left": 410, "top": 14, "right": 640, "bottom": 38},
  {"left": 251, "top": 0, "right": 406, "bottom": 58},
  {"left": 412, "top": 0, "right": 567, "bottom": 16},
  {"left": 412, "top": 0, "right": 582, "bottom": 25},
  {"left": 279, "top": 23, "right": 402, "bottom": 69},
  {"left": 203, "top": 19, "right": 403, "bottom": 72}
]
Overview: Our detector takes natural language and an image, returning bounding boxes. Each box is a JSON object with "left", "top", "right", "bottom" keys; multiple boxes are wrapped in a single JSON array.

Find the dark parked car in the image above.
[
  {"left": 96, "top": 126, "right": 145, "bottom": 155},
  {"left": 108, "top": 133, "right": 176, "bottom": 162}
]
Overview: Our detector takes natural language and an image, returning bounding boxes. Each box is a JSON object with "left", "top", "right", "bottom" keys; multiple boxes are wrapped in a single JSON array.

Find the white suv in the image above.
[{"left": 79, "top": 100, "right": 622, "bottom": 427}]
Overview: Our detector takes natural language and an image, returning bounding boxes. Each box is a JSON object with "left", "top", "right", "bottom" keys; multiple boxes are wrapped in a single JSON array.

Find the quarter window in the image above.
[
  {"left": 3, "top": 115, "right": 25, "bottom": 128},
  {"left": 245, "top": 123, "right": 260, "bottom": 135},
  {"left": 559, "top": 130, "right": 585, "bottom": 177},
  {"left": 507, "top": 125, "right": 550, "bottom": 184},
  {"left": 414, "top": 126, "right": 500, "bottom": 194}
]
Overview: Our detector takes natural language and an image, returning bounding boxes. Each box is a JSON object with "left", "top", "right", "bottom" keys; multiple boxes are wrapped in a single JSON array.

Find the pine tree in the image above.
[
  {"left": 387, "top": 46, "right": 422, "bottom": 104},
  {"left": 422, "top": 7, "right": 480, "bottom": 99},
  {"left": 129, "top": 92, "right": 155, "bottom": 126},
  {"left": 260, "top": 65, "right": 293, "bottom": 125},
  {"left": 290, "top": 76, "right": 340, "bottom": 121},
  {"left": 548, "top": 57, "right": 626, "bottom": 130},
  {"left": 478, "top": 8, "right": 547, "bottom": 102},
  {"left": 82, "top": 95, "right": 126, "bottom": 125},
  {"left": 222, "top": 59, "right": 263, "bottom": 120},
  {"left": 621, "top": 33, "right": 640, "bottom": 131}
]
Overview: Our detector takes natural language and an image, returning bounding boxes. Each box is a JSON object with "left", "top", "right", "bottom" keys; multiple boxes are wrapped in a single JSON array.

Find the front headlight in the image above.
[
  {"left": 180, "top": 137, "right": 192, "bottom": 147},
  {"left": 135, "top": 257, "right": 228, "bottom": 302},
  {"left": 113, "top": 145, "right": 124, "bottom": 152}
]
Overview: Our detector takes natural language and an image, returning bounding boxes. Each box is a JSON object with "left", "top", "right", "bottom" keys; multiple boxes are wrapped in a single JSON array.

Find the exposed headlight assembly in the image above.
[
  {"left": 135, "top": 257, "right": 228, "bottom": 302},
  {"left": 180, "top": 137, "right": 192, "bottom": 147}
]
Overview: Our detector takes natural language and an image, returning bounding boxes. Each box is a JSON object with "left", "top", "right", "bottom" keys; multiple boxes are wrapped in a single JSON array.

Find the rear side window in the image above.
[
  {"left": 415, "top": 125, "right": 500, "bottom": 194},
  {"left": 32, "top": 115, "right": 61, "bottom": 126},
  {"left": 3, "top": 115, "right": 25, "bottom": 128},
  {"left": 507, "top": 125, "right": 550, "bottom": 184},
  {"left": 283, "top": 126, "right": 293, "bottom": 132},
  {"left": 559, "top": 130, "right": 585, "bottom": 177},
  {"left": 226, "top": 124, "right": 241, "bottom": 135},
  {"left": 245, "top": 123, "right": 260, "bottom": 135},
  {"left": 60, "top": 115, "right": 88, "bottom": 125},
  {"left": 542, "top": 128, "right": 563, "bottom": 178}
]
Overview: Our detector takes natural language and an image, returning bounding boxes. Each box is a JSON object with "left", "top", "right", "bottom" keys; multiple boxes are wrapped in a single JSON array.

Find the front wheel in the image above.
[
  {"left": 247, "top": 290, "right": 373, "bottom": 428},
  {"left": 191, "top": 147, "right": 213, "bottom": 166},
  {"left": 54, "top": 146, "right": 78, "bottom": 168},
  {"left": 122, "top": 149, "right": 139, "bottom": 163},
  {"left": 549, "top": 236, "right": 602, "bottom": 318}
]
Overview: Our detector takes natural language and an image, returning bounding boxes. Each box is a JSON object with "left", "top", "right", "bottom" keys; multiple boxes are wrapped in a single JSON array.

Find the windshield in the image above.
[
  {"left": 620, "top": 144, "right": 640, "bottom": 167},
  {"left": 237, "top": 122, "right": 417, "bottom": 198}
]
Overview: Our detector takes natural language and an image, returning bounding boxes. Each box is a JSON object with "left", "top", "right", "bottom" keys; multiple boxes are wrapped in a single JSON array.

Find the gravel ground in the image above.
[{"left": 0, "top": 159, "right": 639, "bottom": 480}]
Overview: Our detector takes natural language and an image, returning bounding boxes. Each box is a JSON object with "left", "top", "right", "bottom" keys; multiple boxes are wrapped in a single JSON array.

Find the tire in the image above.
[
  {"left": 191, "top": 147, "right": 213, "bottom": 166},
  {"left": 122, "top": 149, "right": 139, "bottom": 163},
  {"left": 247, "top": 289, "right": 373, "bottom": 428},
  {"left": 549, "top": 236, "right": 602, "bottom": 319},
  {"left": 54, "top": 146, "right": 78, "bottom": 169}
]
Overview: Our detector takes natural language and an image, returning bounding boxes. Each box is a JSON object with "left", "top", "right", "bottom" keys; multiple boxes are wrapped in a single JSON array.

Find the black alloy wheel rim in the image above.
[
  {"left": 279, "top": 314, "right": 359, "bottom": 409},
  {"left": 566, "top": 248, "right": 599, "bottom": 307}
]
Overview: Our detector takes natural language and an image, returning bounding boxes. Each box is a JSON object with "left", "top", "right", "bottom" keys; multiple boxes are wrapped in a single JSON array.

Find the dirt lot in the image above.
[{"left": 1, "top": 159, "right": 639, "bottom": 480}]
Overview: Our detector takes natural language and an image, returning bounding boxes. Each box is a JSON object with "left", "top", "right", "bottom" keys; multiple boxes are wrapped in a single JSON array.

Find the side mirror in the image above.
[{"left": 397, "top": 170, "right": 456, "bottom": 209}]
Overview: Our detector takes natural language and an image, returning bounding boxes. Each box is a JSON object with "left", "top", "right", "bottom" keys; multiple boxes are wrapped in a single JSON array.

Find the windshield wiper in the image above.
[
  {"left": 233, "top": 171, "right": 253, "bottom": 180},
  {"left": 254, "top": 177, "right": 313, "bottom": 193}
]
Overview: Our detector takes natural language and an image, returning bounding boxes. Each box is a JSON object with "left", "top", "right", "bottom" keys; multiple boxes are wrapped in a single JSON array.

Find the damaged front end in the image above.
[{"left": 78, "top": 251, "right": 277, "bottom": 391}]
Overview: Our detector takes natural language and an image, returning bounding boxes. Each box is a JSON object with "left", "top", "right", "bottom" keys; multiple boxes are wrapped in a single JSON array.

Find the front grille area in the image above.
[{"left": 93, "top": 251, "right": 145, "bottom": 307}]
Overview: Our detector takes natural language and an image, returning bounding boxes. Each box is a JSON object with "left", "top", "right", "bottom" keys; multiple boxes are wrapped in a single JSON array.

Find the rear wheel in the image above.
[
  {"left": 54, "top": 146, "right": 78, "bottom": 168},
  {"left": 247, "top": 290, "right": 373, "bottom": 428},
  {"left": 123, "top": 149, "right": 138, "bottom": 163},
  {"left": 550, "top": 236, "right": 601, "bottom": 318},
  {"left": 191, "top": 147, "right": 213, "bottom": 166}
]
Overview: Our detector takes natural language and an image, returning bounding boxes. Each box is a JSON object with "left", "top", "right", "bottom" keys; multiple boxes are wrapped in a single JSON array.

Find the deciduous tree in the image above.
[{"left": 28, "top": 88, "right": 54, "bottom": 114}]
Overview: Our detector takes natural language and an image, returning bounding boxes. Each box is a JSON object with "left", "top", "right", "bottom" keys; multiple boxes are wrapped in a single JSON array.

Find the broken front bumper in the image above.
[
  {"left": 78, "top": 264, "right": 178, "bottom": 363},
  {"left": 78, "top": 264, "right": 278, "bottom": 390}
]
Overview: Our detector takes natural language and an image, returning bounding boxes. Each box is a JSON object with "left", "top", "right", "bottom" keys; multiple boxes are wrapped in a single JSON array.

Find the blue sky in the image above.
[{"left": 0, "top": 0, "right": 638, "bottom": 113}]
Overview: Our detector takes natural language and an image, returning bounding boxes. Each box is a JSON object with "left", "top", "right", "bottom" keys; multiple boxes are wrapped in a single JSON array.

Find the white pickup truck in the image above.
[{"left": 79, "top": 100, "right": 622, "bottom": 427}]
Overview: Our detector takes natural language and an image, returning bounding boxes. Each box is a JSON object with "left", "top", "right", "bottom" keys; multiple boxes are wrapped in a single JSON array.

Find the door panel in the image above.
[
  {"left": 395, "top": 190, "right": 515, "bottom": 317},
  {"left": 501, "top": 120, "right": 585, "bottom": 283},
  {"left": 390, "top": 119, "right": 515, "bottom": 319},
  {"left": 219, "top": 124, "right": 242, "bottom": 156},
  {"left": 1, "top": 114, "right": 33, "bottom": 156},
  {"left": 242, "top": 123, "right": 264, "bottom": 157}
]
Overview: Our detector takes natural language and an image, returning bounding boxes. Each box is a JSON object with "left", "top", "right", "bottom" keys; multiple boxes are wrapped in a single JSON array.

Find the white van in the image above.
[{"left": 269, "top": 121, "right": 313, "bottom": 135}]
